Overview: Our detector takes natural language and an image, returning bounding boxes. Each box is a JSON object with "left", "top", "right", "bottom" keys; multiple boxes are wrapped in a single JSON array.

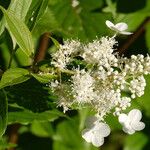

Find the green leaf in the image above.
[
  {"left": 79, "top": 0, "right": 104, "bottom": 11},
  {"left": 0, "top": 138, "right": 16, "bottom": 149},
  {"left": 105, "top": 114, "right": 122, "bottom": 131},
  {"left": 0, "top": 90, "right": 8, "bottom": 137},
  {"left": 31, "top": 73, "right": 57, "bottom": 83},
  {"left": 15, "top": 48, "right": 33, "bottom": 66},
  {"left": 7, "top": 0, "right": 32, "bottom": 49},
  {"left": 0, "top": 6, "right": 34, "bottom": 57},
  {"left": 50, "top": 37, "right": 60, "bottom": 49},
  {"left": 0, "top": 18, "right": 5, "bottom": 36},
  {"left": 48, "top": 0, "right": 111, "bottom": 41},
  {"left": 32, "top": 7, "right": 58, "bottom": 38},
  {"left": 53, "top": 116, "right": 98, "bottom": 150},
  {"left": 8, "top": 109, "right": 64, "bottom": 125},
  {"left": 145, "top": 23, "right": 150, "bottom": 52},
  {"left": 26, "top": 0, "right": 49, "bottom": 30},
  {"left": 102, "top": 0, "right": 117, "bottom": 18},
  {"left": 31, "top": 121, "right": 53, "bottom": 137},
  {"left": 124, "top": 133, "right": 148, "bottom": 150},
  {"left": 6, "top": 79, "right": 55, "bottom": 112},
  {"left": 8, "top": 0, "right": 32, "bottom": 22},
  {"left": 0, "top": 68, "right": 30, "bottom": 89}
]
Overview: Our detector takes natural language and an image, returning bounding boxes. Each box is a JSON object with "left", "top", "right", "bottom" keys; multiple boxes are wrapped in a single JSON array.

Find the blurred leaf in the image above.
[
  {"left": 114, "top": 0, "right": 150, "bottom": 32},
  {"left": 105, "top": 114, "right": 122, "bottom": 131},
  {"left": 116, "top": 0, "right": 147, "bottom": 13},
  {"left": 0, "top": 138, "right": 16, "bottom": 149},
  {"left": 0, "top": 40, "right": 18, "bottom": 69},
  {"left": 32, "top": 7, "right": 58, "bottom": 38},
  {"left": 79, "top": 0, "right": 104, "bottom": 11},
  {"left": 53, "top": 116, "right": 98, "bottom": 150},
  {"left": 102, "top": 0, "right": 117, "bottom": 18},
  {"left": 145, "top": 23, "right": 150, "bottom": 52},
  {"left": 31, "top": 121, "right": 53, "bottom": 137},
  {"left": 16, "top": 132, "right": 52, "bottom": 150},
  {"left": 0, "top": 18, "right": 5, "bottom": 36},
  {"left": 116, "top": 12, "right": 149, "bottom": 31},
  {"left": 31, "top": 73, "right": 57, "bottom": 83},
  {"left": 0, "top": 6, "right": 34, "bottom": 57},
  {"left": 8, "top": 109, "right": 64, "bottom": 125},
  {"left": 48, "top": 0, "right": 111, "bottom": 41},
  {"left": 26, "top": 0, "right": 49, "bottom": 30},
  {"left": 136, "top": 75, "right": 150, "bottom": 117},
  {"left": 124, "top": 133, "right": 148, "bottom": 150},
  {"left": 0, "top": 68, "right": 30, "bottom": 89},
  {"left": 0, "top": 90, "right": 7, "bottom": 137}
]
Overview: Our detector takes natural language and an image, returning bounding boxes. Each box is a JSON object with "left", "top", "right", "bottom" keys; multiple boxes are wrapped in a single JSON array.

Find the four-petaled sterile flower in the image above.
[
  {"left": 118, "top": 109, "right": 145, "bottom": 134},
  {"left": 106, "top": 20, "right": 132, "bottom": 35},
  {"left": 82, "top": 116, "right": 110, "bottom": 147}
]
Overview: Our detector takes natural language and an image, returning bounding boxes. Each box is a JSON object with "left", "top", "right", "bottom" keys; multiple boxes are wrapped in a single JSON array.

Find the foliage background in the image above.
[{"left": 0, "top": 0, "right": 150, "bottom": 150}]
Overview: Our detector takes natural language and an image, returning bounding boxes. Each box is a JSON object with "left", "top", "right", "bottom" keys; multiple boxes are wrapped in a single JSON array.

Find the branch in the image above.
[
  {"left": 8, "top": 124, "right": 21, "bottom": 150},
  {"left": 118, "top": 17, "right": 150, "bottom": 55},
  {"left": 33, "top": 32, "right": 50, "bottom": 64}
]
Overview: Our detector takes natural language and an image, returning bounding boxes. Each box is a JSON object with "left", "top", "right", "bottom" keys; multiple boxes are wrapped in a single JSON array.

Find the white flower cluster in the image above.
[
  {"left": 129, "top": 76, "right": 146, "bottom": 98},
  {"left": 71, "top": 69, "right": 95, "bottom": 104},
  {"left": 50, "top": 20, "right": 148, "bottom": 147},
  {"left": 51, "top": 40, "right": 81, "bottom": 69}
]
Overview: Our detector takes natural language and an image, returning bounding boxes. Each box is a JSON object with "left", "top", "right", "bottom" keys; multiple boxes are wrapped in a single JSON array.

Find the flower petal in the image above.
[
  {"left": 128, "top": 109, "right": 142, "bottom": 122},
  {"left": 85, "top": 116, "right": 98, "bottom": 128},
  {"left": 118, "top": 113, "right": 128, "bottom": 124},
  {"left": 100, "top": 122, "right": 110, "bottom": 137},
  {"left": 106, "top": 20, "right": 115, "bottom": 29},
  {"left": 115, "top": 23, "right": 128, "bottom": 31},
  {"left": 82, "top": 129, "right": 93, "bottom": 143},
  {"left": 123, "top": 126, "right": 135, "bottom": 134},
  {"left": 132, "top": 122, "right": 145, "bottom": 131},
  {"left": 120, "top": 31, "right": 133, "bottom": 35},
  {"left": 92, "top": 135, "right": 104, "bottom": 147},
  {"left": 93, "top": 122, "right": 110, "bottom": 137}
]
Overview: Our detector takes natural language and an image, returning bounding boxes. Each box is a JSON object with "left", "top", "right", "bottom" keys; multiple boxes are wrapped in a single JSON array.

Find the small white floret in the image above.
[
  {"left": 118, "top": 109, "right": 145, "bottom": 134},
  {"left": 106, "top": 20, "right": 132, "bottom": 35},
  {"left": 82, "top": 116, "right": 110, "bottom": 147}
]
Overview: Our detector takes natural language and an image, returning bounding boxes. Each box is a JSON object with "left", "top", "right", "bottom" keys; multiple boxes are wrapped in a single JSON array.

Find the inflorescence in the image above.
[{"left": 49, "top": 20, "right": 148, "bottom": 147}]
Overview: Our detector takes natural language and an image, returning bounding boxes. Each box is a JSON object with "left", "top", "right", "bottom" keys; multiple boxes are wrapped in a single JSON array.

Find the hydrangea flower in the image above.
[
  {"left": 82, "top": 116, "right": 110, "bottom": 147},
  {"left": 49, "top": 20, "right": 149, "bottom": 147},
  {"left": 118, "top": 109, "right": 145, "bottom": 134},
  {"left": 106, "top": 20, "right": 132, "bottom": 35}
]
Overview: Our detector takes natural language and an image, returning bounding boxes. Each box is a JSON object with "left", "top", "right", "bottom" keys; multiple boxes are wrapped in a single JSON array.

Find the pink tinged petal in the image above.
[
  {"left": 92, "top": 135, "right": 104, "bottom": 147},
  {"left": 120, "top": 31, "right": 133, "bottom": 35},
  {"left": 115, "top": 23, "right": 128, "bottom": 31},
  {"left": 118, "top": 114, "right": 128, "bottom": 124},
  {"left": 128, "top": 109, "right": 142, "bottom": 122},
  {"left": 106, "top": 20, "right": 115, "bottom": 29},
  {"left": 132, "top": 122, "right": 145, "bottom": 131},
  {"left": 82, "top": 129, "right": 93, "bottom": 143}
]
